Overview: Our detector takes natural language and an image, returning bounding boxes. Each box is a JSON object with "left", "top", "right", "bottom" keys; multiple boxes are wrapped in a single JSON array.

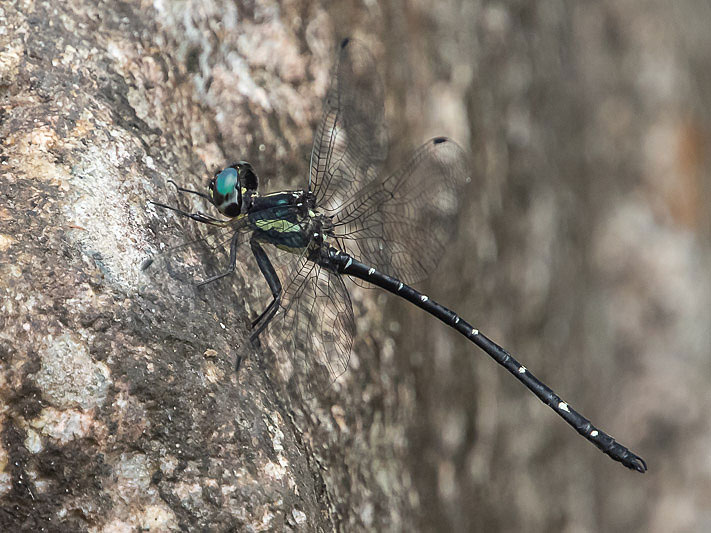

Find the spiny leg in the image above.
[
  {"left": 187, "top": 229, "right": 246, "bottom": 371},
  {"left": 196, "top": 230, "right": 242, "bottom": 287},
  {"left": 166, "top": 179, "right": 212, "bottom": 202},
  {"left": 150, "top": 200, "right": 224, "bottom": 226},
  {"left": 232, "top": 240, "right": 283, "bottom": 372},
  {"left": 245, "top": 239, "right": 283, "bottom": 371},
  {"left": 140, "top": 201, "right": 226, "bottom": 271}
]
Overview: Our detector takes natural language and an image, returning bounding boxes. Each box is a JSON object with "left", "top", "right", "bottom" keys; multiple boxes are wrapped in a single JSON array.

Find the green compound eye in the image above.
[{"left": 216, "top": 167, "right": 239, "bottom": 196}]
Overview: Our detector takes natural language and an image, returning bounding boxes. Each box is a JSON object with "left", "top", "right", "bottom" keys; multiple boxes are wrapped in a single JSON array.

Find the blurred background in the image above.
[{"left": 154, "top": 0, "right": 711, "bottom": 531}]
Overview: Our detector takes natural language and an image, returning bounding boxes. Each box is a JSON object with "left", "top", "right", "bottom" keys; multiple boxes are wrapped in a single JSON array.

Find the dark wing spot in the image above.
[
  {"left": 340, "top": 37, "right": 350, "bottom": 49},
  {"left": 433, "top": 137, "right": 447, "bottom": 144}
]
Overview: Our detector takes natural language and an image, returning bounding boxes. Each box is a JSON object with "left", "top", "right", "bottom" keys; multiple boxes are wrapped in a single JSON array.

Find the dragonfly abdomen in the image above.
[{"left": 330, "top": 249, "right": 647, "bottom": 473}]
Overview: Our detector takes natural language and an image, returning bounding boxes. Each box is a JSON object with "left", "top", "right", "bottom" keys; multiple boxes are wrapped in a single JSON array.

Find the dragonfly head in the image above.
[{"left": 208, "top": 161, "right": 258, "bottom": 217}]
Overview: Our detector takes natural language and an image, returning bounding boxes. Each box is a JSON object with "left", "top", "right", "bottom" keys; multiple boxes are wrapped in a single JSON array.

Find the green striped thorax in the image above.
[{"left": 208, "top": 161, "right": 258, "bottom": 217}]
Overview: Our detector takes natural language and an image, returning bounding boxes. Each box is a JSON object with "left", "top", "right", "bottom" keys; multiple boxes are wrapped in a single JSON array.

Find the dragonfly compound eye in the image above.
[
  {"left": 212, "top": 167, "right": 242, "bottom": 216},
  {"left": 216, "top": 167, "right": 239, "bottom": 196}
]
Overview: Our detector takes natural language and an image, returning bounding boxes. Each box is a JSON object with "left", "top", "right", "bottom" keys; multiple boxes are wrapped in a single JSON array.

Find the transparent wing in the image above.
[
  {"left": 332, "top": 137, "right": 470, "bottom": 285},
  {"left": 141, "top": 207, "right": 301, "bottom": 331},
  {"left": 263, "top": 251, "right": 356, "bottom": 390},
  {"left": 141, "top": 212, "right": 249, "bottom": 298},
  {"left": 142, "top": 203, "right": 354, "bottom": 390},
  {"left": 309, "top": 38, "right": 388, "bottom": 214}
]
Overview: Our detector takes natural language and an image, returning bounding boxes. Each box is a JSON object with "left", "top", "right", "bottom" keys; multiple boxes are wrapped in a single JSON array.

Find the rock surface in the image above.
[{"left": 1, "top": 1, "right": 710, "bottom": 532}]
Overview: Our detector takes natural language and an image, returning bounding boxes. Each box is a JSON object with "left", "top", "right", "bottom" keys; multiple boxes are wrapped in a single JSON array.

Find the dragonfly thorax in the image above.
[
  {"left": 305, "top": 212, "right": 339, "bottom": 265},
  {"left": 244, "top": 189, "right": 336, "bottom": 258}
]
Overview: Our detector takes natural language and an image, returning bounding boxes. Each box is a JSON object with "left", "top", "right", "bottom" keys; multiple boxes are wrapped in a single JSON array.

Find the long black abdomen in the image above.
[{"left": 328, "top": 248, "right": 646, "bottom": 472}]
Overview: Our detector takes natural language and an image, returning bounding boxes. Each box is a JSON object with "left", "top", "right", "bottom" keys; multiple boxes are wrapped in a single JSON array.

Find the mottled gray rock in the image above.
[
  {"left": 0, "top": 1, "right": 404, "bottom": 531},
  {"left": 2, "top": 1, "right": 710, "bottom": 532}
]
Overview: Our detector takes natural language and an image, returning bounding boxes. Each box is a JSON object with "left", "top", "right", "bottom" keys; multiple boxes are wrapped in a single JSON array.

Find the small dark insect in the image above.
[{"left": 144, "top": 38, "right": 646, "bottom": 473}]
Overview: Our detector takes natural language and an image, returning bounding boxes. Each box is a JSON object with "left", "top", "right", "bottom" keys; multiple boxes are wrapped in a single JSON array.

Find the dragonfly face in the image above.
[{"left": 208, "top": 161, "right": 258, "bottom": 217}]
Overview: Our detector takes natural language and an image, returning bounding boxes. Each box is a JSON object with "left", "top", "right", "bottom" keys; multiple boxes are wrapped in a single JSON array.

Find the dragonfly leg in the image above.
[
  {"left": 150, "top": 201, "right": 224, "bottom": 226},
  {"left": 231, "top": 239, "right": 282, "bottom": 373},
  {"left": 167, "top": 179, "right": 212, "bottom": 201},
  {"left": 196, "top": 230, "right": 241, "bottom": 287},
  {"left": 248, "top": 239, "right": 282, "bottom": 341}
]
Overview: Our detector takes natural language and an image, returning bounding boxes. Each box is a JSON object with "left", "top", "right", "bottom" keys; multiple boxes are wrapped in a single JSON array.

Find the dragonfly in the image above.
[{"left": 143, "top": 38, "right": 646, "bottom": 473}]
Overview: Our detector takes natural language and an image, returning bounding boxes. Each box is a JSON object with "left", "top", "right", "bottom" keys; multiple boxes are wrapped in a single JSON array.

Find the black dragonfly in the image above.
[{"left": 143, "top": 38, "right": 646, "bottom": 473}]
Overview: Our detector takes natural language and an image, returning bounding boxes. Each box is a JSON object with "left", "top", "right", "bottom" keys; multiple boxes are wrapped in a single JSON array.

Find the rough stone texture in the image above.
[{"left": 1, "top": 0, "right": 709, "bottom": 532}]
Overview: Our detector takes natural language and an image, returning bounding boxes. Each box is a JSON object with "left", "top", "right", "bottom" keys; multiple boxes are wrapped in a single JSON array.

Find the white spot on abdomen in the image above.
[
  {"left": 558, "top": 402, "right": 570, "bottom": 412},
  {"left": 590, "top": 430, "right": 599, "bottom": 437},
  {"left": 518, "top": 366, "right": 526, "bottom": 374},
  {"left": 368, "top": 267, "right": 375, "bottom": 275},
  {"left": 420, "top": 295, "right": 428, "bottom": 302}
]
